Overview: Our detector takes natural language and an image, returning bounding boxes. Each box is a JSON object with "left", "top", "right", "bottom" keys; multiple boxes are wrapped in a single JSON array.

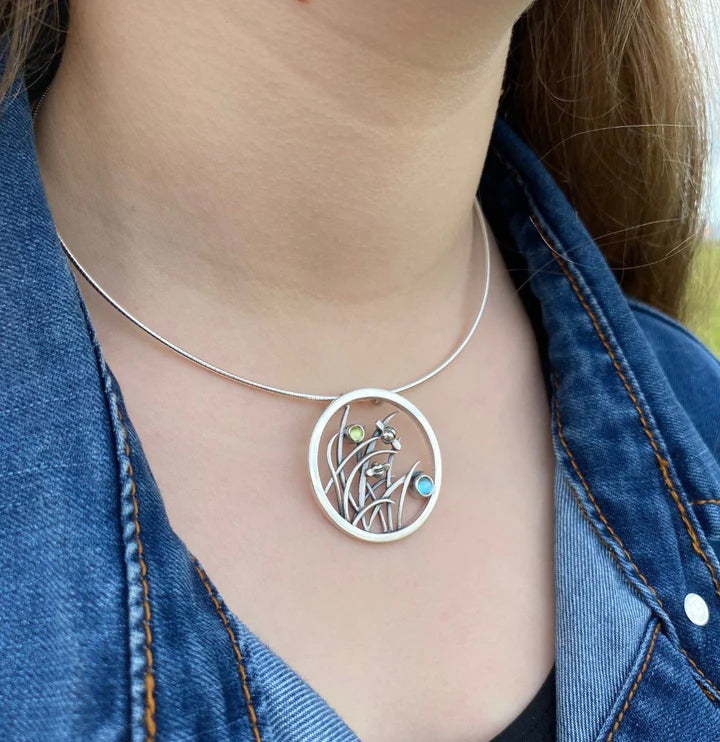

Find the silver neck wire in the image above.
[{"left": 31, "top": 88, "right": 492, "bottom": 403}]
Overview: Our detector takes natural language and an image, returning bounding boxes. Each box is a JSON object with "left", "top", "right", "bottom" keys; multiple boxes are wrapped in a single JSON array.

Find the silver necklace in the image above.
[{"left": 32, "top": 89, "right": 492, "bottom": 543}]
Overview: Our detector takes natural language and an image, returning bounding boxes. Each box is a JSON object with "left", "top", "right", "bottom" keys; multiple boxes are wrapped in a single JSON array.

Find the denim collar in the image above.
[{"left": 480, "top": 118, "right": 720, "bottom": 697}]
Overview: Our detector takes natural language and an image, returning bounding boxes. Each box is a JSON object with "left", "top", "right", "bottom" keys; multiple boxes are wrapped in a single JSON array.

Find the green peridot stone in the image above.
[{"left": 346, "top": 424, "right": 365, "bottom": 443}]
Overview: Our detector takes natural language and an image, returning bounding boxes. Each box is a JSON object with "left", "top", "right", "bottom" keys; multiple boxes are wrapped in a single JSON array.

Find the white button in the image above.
[{"left": 684, "top": 593, "right": 710, "bottom": 626}]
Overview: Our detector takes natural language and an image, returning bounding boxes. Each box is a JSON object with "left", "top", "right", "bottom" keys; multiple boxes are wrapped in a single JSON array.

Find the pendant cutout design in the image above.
[{"left": 308, "top": 388, "right": 442, "bottom": 542}]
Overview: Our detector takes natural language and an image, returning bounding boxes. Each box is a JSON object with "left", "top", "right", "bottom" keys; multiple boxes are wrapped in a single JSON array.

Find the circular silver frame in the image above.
[{"left": 308, "top": 388, "right": 442, "bottom": 543}]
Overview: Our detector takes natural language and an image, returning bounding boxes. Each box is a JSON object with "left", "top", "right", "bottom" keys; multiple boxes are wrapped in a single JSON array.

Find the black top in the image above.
[{"left": 491, "top": 667, "right": 556, "bottom": 742}]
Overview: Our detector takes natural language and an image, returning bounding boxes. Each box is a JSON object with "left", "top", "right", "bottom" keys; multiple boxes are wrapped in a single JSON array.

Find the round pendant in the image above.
[{"left": 308, "top": 388, "right": 442, "bottom": 542}]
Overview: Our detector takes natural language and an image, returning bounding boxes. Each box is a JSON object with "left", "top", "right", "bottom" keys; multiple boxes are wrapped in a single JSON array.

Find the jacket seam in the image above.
[
  {"left": 699, "top": 682, "right": 719, "bottom": 703},
  {"left": 488, "top": 141, "right": 720, "bottom": 697},
  {"left": 558, "top": 467, "right": 652, "bottom": 609},
  {"left": 192, "top": 556, "right": 262, "bottom": 742},
  {"left": 555, "top": 380, "right": 720, "bottom": 700},
  {"left": 532, "top": 214, "right": 720, "bottom": 600},
  {"left": 489, "top": 145, "right": 720, "bottom": 599},
  {"left": 605, "top": 621, "right": 661, "bottom": 741},
  {"left": 117, "top": 407, "right": 158, "bottom": 742},
  {"left": 560, "top": 470, "right": 624, "bottom": 573},
  {"left": 680, "top": 648, "right": 720, "bottom": 702},
  {"left": 74, "top": 260, "right": 158, "bottom": 742},
  {"left": 551, "top": 374, "right": 665, "bottom": 612}
]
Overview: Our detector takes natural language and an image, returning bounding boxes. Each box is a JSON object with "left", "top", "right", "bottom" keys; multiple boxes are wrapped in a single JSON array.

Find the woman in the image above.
[{"left": 1, "top": 1, "right": 719, "bottom": 740}]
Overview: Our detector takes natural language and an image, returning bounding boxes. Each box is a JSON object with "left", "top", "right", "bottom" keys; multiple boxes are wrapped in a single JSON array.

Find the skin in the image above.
[{"left": 34, "top": 1, "right": 554, "bottom": 739}]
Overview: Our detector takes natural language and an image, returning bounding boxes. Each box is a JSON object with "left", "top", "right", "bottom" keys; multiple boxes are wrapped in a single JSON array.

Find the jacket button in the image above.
[{"left": 684, "top": 593, "right": 710, "bottom": 626}]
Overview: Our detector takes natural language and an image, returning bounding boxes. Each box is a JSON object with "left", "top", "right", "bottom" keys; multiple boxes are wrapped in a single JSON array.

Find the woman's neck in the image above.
[{"left": 33, "top": 0, "right": 527, "bottom": 391}]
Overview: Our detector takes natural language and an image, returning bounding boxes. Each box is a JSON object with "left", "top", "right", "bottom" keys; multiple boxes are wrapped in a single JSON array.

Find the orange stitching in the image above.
[
  {"left": 553, "top": 375, "right": 665, "bottom": 610},
  {"left": 489, "top": 152, "right": 720, "bottom": 697},
  {"left": 193, "top": 559, "right": 262, "bottom": 742},
  {"left": 699, "top": 682, "right": 717, "bottom": 703},
  {"left": 562, "top": 471, "right": 625, "bottom": 572},
  {"left": 558, "top": 468, "right": 660, "bottom": 608},
  {"left": 118, "top": 408, "right": 157, "bottom": 741},
  {"left": 556, "top": 381, "right": 720, "bottom": 699},
  {"left": 606, "top": 622, "right": 661, "bottom": 741},
  {"left": 691, "top": 500, "right": 720, "bottom": 507},
  {"left": 681, "top": 648, "right": 720, "bottom": 700},
  {"left": 534, "top": 218, "right": 720, "bottom": 600}
]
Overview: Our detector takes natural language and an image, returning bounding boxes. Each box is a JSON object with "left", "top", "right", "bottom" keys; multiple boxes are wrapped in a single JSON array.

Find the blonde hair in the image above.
[{"left": 1, "top": 0, "right": 714, "bottom": 321}]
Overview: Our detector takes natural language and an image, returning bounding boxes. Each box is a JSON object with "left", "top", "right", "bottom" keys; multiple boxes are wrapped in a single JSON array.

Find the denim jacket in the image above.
[{"left": 2, "top": 59, "right": 720, "bottom": 742}]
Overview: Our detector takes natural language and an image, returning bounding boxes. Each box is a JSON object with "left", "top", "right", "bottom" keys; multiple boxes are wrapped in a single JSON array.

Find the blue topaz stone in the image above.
[{"left": 413, "top": 473, "right": 434, "bottom": 497}]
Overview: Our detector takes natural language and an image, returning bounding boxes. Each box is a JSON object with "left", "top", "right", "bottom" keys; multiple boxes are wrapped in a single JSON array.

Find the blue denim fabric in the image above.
[
  {"left": 481, "top": 127, "right": 720, "bottom": 742},
  {"left": 2, "top": 51, "right": 720, "bottom": 740}
]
